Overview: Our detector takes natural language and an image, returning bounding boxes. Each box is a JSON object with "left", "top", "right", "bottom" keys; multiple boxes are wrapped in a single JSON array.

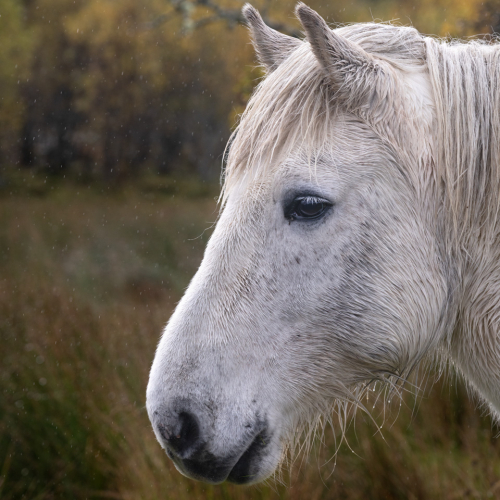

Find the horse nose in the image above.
[{"left": 154, "top": 409, "right": 201, "bottom": 459}]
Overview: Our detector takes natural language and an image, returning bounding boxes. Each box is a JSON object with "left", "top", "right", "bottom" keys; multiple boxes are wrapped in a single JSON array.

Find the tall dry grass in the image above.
[{"left": 0, "top": 174, "right": 499, "bottom": 499}]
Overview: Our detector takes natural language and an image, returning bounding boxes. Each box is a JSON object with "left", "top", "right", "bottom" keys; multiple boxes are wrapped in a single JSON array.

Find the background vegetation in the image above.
[
  {"left": 2, "top": 0, "right": 500, "bottom": 499},
  {"left": 2, "top": 0, "right": 500, "bottom": 182}
]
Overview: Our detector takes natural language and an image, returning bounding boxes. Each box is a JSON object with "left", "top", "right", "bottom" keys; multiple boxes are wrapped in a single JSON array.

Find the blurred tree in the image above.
[
  {"left": 159, "top": 0, "right": 301, "bottom": 35},
  {"left": 472, "top": 0, "right": 500, "bottom": 35},
  {"left": 0, "top": 0, "right": 33, "bottom": 176},
  {"left": 20, "top": 0, "right": 86, "bottom": 174},
  {"left": 63, "top": 0, "right": 247, "bottom": 180},
  {"left": 64, "top": 0, "right": 164, "bottom": 179}
]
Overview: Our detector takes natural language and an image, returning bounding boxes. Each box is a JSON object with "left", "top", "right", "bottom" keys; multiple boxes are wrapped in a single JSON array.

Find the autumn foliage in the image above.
[{"left": 1, "top": 0, "right": 499, "bottom": 182}]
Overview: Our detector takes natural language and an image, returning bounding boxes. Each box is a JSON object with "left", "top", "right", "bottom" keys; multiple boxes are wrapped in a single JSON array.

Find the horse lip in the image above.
[
  {"left": 165, "top": 426, "right": 271, "bottom": 484},
  {"left": 166, "top": 444, "right": 231, "bottom": 484},
  {"left": 173, "top": 458, "right": 230, "bottom": 484},
  {"left": 227, "top": 429, "right": 271, "bottom": 484}
]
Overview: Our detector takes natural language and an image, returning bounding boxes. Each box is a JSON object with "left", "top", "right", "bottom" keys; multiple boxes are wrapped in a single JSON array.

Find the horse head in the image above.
[{"left": 147, "top": 3, "right": 500, "bottom": 484}]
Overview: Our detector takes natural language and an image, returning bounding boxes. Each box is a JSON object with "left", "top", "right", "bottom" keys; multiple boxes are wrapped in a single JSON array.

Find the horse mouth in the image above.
[
  {"left": 166, "top": 428, "right": 273, "bottom": 485},
  {"left": 227, "top": 429, "right": 271, "bottom": 484}
]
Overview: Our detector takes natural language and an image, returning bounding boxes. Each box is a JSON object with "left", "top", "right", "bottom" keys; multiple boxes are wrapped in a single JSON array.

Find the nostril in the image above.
[
  {"left": 157, "top": 410, "right": 200, "bottom": 458},
  {"left": 176, "top": 411, "right": 200, "bottom": 451}
]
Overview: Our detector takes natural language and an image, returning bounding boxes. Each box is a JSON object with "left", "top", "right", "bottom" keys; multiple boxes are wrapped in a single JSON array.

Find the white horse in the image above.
[{"left": 147, "top": 3, "right": 500, "bottom": 484}]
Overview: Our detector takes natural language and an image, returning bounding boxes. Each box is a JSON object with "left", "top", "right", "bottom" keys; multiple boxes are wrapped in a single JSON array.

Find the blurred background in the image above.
[{"left": 1, "top": 0, "right": 500, "bottom": 498}]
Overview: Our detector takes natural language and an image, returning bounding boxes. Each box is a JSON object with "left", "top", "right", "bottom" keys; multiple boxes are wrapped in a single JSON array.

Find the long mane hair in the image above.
[{"left": 426, "top": 38, "right": 500, "bottom": 245}]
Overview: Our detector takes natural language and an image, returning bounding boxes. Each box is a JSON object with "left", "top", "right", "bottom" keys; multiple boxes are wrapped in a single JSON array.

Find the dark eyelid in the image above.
[
  {"left": 299, "top": 195, "right": 322, "bottom": 203},
  {"left": 282, "top": 191, "right": 332, "bottom": 213},
  {"left": 284, "top": 194, "right": 333, "bottom": 221}
]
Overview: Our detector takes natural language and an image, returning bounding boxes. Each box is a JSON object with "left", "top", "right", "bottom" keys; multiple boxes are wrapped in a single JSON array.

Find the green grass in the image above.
[{"left": 0, "top": 171, "right": 499, "bottom": 499}]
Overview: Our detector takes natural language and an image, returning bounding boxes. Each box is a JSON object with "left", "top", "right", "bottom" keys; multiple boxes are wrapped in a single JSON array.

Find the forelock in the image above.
[{"left": 221, "top": 22, "right": 425, "bottom": 203}]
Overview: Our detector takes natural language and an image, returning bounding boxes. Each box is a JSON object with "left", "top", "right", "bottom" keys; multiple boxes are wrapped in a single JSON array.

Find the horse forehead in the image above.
[{"left": 275, "top": 123, "right": 391, "bottom": 175}]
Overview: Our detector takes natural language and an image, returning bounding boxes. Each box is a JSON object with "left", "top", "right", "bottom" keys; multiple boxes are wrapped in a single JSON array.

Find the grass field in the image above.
[{"left": 1, "top": 172, "right": 499, "bottom": 499}]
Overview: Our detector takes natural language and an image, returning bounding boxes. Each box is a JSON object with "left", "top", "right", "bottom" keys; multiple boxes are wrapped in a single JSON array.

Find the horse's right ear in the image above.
[
  {"left": 296, "top": 3, "right": 388, "bottom": 110},
  {"left": 242, "top": 4, "right": 300, "bottom": 73}
]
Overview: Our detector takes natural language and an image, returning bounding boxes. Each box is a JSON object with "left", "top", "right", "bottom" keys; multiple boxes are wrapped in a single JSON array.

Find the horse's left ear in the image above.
[
  {"left": 296, "top": 3, "right": 386, "bottom": 107},
  {"left": 243, "top": 4, "right": 301, "bottom": 73}
]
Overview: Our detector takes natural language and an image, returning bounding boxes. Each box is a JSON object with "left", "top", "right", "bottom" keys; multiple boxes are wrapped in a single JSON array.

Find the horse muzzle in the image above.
[{"left": 149, "top": 401, "right": 275, "bottom": 484}]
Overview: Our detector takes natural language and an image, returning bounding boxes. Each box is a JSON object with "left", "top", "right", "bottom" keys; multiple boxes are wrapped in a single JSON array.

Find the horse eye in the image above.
[{"left": 285, "top": 196, "right": 332, "bottom": 221}]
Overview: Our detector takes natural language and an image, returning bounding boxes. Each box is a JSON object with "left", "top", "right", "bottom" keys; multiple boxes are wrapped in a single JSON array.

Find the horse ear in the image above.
[
  {"left": 242, "top": 4, "right": 301, "bottom": 72},
  {"left": 295, "top": 3, "right": 383, "bottom": 105}
]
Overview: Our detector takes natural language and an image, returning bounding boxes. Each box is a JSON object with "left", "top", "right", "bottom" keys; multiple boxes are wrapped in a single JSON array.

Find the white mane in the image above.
[{"left": 426, "top": 38, "right": 500, "bottom": 245}]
